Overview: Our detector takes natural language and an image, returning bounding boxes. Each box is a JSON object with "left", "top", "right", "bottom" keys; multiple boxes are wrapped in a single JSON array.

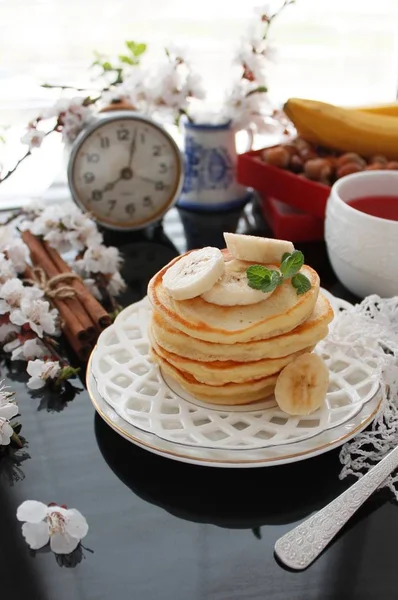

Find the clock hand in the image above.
[
  {"left": 101, "top": 175, "right": 123, "bottom": 193},
  {"left": 128, "top": 128, "right": 137, "bottom": 166}
]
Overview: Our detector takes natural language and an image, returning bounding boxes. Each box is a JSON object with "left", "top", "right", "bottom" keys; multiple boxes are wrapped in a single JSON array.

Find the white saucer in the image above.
[
  {"left": 87, "top": 288, "right": 382, "bottom": 467},
  {"left": 88, "top": 368, "right": 381, "bottom": 468}
]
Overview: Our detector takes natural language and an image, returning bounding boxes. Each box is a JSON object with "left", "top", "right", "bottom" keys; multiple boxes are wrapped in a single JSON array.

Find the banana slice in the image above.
[
  {"left": 162, "top": 247, "right": 225, "bottom": 300},
  {"left": 274, "top": 352, "right": 329, "bottom": 416},
  {"left": 224, "top": 232, "right": 294, "bottom": 264},
  {"left": 201, "top": 259, "right": 273, "bottom": 306}
]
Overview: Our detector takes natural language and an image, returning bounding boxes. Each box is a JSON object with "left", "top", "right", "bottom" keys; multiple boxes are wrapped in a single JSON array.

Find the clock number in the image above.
[
  {"left": 153, "top": 145, "right": 161, "bottom": 157},
  {"left": 87, "top": 153, "right": 100, "bottom": 163},
  {"left": 143, "top": 196, "right": 153, "bottom": 208},
  {"left": 125, "top": 203, "right": 136, "bottom": 216},
  {"left": 117, "top": 128, "right": 129, "bottom": 141},
  {"left": 100, "top": 136, "right": 110, "bottom": 149},
  {"left": 140, "top": 132, "right": 146, "bottom": 144},
  {"left": 92, "top": 190, "right": 102, "bottom": 201},
  {"left": 155, "top": 181, "right": 165, "bottom": 191},
  {"left": 159, "top": 163, "right": 168, "bottom": 174},
  {"left": 83, "top": 172, "right": 95, "bottom": 184},
  {"left": 108, "top": 200, "right": 117, "bottom": 213}
]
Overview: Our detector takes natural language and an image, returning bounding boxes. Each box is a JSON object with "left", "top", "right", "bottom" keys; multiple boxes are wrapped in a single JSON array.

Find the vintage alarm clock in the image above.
[{"left": 67, "top": 109, "right": 184, "bottom": 231}]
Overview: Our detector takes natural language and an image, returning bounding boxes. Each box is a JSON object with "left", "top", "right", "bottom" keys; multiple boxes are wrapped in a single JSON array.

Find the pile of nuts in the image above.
[{"left": 260, "top": 137, "right": 398, "bottom": 186}]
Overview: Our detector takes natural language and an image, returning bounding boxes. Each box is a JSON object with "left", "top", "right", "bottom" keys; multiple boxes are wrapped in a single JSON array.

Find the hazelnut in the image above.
[
  {"left": 289, "top": 154, "right": 304, "bottom": 173},
  {"left": 364, "top": 162, "right": 386, "bottom": 171},
  {"left": 304, "top": 158, "right": 332, "bottom": 181},
  {"left": 336, "top": 162, "right": 364, "bottom": 179},
  {"left": 370, "top": 154, "right": 388, "bottom": 165},
  {"left": 262, "top": 146, "right": 290, "bottom": 168},
  {"left": 386, "top": 161, "right": 398, "bottom": 170},
  {"left": 336, "top": 152, "right": 366, "bottom": 168},
  {"left": 283, "top": 143, "right": 298, "bottom": 157}
]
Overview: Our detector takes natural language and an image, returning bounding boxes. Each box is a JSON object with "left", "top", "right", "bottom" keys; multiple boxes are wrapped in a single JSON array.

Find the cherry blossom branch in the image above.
[{"left": 0, "top": 126, "right": 57, "bottom": 185}]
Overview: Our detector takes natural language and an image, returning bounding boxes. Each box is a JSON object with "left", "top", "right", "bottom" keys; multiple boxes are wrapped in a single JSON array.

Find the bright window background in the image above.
[{"left": 1, "top": 0, "right": 398, "bottom": 202}]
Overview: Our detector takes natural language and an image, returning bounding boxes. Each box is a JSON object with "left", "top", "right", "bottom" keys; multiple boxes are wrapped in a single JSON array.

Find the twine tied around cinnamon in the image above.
[{"left": 24, "top": 267, "right": 81, "bottom": 299}]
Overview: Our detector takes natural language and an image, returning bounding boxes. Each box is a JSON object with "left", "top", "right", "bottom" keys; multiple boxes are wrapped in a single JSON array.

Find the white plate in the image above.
[
  {"left": 88, "top": 368, "right": 381, "bottom": 468},
  {"left": 90, "top": 291, "right": 380, "bottom": 451}
]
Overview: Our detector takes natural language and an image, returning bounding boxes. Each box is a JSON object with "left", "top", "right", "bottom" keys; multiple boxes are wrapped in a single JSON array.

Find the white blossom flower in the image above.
[
  {"left": 76, "top": 245, "right": 122, "bottom": 275},
  {"left": 10, "top": 297, "right": 58, "bottom": 337},
  {"left": 0, "top": 254, "right": 17, "bottom": 283},
  {"left": 236, "top": 48, "right": 266, "bottom": 82},
  {"left": 21, "top": 128, "right": 46, "bottom": 150},
  {"left": 0, "top": 279, "right": 42, "bottom": 315},
  {"left": 11, "top": 338, "right": 46, "bottom": 362},
  {"left": 101, "top": 68, "right": 149, "bottom": 112},
  {"left": 221, "top": 79, "right": 273, "bottom": 132},
  {"left": 59, "top": 97, "right": 93, "bottom": 144},
  {"left": 108, "top": 271, "right": 126, "bottom": 297},
  {"left": 3, "top": 238, "right": 30, "bottom": 273},
  {"left": 17, "top": 500, "right": 89, "bottom": 554},
  {"left": 26, "top": 359, "right": 61, "bottom": 389},
  {"left": 41, "top": 97, "right": 94, "bottom": 144},
  {"left": 253, "top": 3, "right": 271, "bottom": 21},
  {"left": 0, "top": 322, "right": 19, "bottom": 343},
  {"left": 0, "top": 417, "right": 14, "bottom": 445}
]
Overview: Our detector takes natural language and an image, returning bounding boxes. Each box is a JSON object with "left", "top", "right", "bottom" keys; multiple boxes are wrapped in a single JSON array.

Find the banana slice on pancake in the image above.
[
  {"left": 201, "top": 259, "right": 273, "bottom": 306},
  {"left": 274, "top": 352, "right": 329, "bottom": 415},
  {"left": 162, "top": 247, "right": 225, "bottom": 300},
  {"left": 224, "top": 232, "right": 294, "bottom": 264}
]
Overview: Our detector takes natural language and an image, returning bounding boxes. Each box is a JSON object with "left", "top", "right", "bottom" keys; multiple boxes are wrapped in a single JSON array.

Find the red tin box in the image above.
[
  {"left": 237, "top": 149, "right": 330, "bottom": 220},
  {"left": 260, "top": 195, "right": 324, "bottom": 242}
]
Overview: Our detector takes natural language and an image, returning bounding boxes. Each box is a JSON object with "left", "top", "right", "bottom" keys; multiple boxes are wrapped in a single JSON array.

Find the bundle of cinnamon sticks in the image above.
[{"left": 22, "top": 230, "right": 111, "bottom": 361}]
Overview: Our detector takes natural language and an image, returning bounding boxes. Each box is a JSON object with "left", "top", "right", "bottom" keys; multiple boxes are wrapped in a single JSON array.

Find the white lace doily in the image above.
[
  {"left": 91, "top": 292, "right": 379, "bottom": 452},
  {"left": 324, "top": 294, "right": 398, "bottom": 500}
]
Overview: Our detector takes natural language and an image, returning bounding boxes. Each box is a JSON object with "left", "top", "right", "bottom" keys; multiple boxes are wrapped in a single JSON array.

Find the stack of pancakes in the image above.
[{"left": 147, "top": 253, "right": 334, "bottom": 405}]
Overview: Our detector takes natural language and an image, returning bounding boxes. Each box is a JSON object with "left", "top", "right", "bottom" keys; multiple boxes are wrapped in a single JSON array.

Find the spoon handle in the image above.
[{"left": 274, "top": 445, "right": 398, "bottom": 570}]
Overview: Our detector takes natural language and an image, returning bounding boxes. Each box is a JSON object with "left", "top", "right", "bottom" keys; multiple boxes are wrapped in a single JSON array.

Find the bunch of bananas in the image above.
[{"left": 283, "top": 98, "right": 398, "bottom": 160}]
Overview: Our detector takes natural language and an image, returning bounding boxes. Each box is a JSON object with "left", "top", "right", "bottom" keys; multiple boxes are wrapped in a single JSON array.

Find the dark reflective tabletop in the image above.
[{"left": 1, "top": 205, "right": 396, "bottom": 600}]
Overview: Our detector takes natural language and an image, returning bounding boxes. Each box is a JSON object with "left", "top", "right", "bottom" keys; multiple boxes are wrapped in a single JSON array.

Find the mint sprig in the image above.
[
  {"left": 246, "top": 250, "right": 311, "bottom": 296},
  {"left": 246, "top": 265, "right": 283, "bottom": 293},
  {"left": 280, "top": 250, "right": 304, "bottom": 279},
  {"left": 291, "top": 273, "right": 312, "bottom": 295}
]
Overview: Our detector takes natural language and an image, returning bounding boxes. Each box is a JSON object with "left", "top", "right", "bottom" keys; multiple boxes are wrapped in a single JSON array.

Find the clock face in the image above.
[{"left": 68, "top": 112, "right": 183, "bottom": 230}]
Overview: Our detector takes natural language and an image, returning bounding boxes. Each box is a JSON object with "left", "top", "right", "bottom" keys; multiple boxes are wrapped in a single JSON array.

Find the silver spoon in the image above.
[{"left": 274, "top": 444, "right": 398, "bottom": 570}]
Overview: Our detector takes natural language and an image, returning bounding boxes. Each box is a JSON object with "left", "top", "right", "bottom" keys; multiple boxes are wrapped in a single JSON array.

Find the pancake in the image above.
[
  {"left": 150, "top": 347, "right": 278, "bottom": 405},
  {"left": 150, "top": 329, "right": 313, "bottom": 385},
  {"left": 150, "top": 293, "right": 333, "bottom": 362},
  {"left": 148, "top": 253, "right": 320, "bottom": 344}
]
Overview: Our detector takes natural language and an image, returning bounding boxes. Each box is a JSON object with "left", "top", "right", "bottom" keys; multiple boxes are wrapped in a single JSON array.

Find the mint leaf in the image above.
[
  {"left": 291, "top": 273, "right": 311, "bottom": 295},
  {"left": 246, "top": 265, "right": 282, "bottom": 293},
  {"left": 281, "top": 252, "right": 291, "bottom": 263},
  {"left": 280, "top": 250, "right": 304, "bottom": 278}
]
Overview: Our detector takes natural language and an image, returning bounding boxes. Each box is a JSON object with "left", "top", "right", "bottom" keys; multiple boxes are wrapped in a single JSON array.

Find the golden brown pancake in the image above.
[
  {"left": 150, "top": 329, "right": 313, "bottom": 385},
  {"left": 148, "top": 253, "right": 320, "bottom": 344},
  {"left": 150, "top": 347, "right": 278, "bottom": 405},
  {"left": 150, "top": 293, "right": 333, "bottom": 362}
]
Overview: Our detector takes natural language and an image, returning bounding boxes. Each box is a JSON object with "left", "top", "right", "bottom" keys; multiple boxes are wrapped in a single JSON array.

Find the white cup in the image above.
[{"left": 325, "top": 170, "right": 398, "bottom": 298}]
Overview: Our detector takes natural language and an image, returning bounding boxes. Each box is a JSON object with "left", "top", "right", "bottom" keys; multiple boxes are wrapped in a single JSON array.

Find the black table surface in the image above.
[{"left": 1, "top": 209, "right": 396, "bottom": 600}]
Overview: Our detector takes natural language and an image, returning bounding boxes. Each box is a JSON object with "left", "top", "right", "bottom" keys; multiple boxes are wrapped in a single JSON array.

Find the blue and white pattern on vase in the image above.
[{"left": 177, "top": 120, "right": 251, "bottom": 211}]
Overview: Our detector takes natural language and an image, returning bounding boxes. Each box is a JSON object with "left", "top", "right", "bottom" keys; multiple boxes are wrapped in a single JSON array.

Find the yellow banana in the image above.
[
  {"left": 283, "top": 97, "right": 398, "bottom": 159},
  {"left": 351, "top": 101, "right": 398, "bottom": 117}
]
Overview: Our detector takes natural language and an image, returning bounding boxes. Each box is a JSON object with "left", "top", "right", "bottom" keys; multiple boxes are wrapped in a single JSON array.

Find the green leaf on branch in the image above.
[
  {"left": 56, "top": 366, "right": 81, "bottom": 385},
  {"left": 118, "top": 54, "right": 135, "bottom": 66},
  {"left": 125, "top": 41, "right": 147, "bottom": 57}
]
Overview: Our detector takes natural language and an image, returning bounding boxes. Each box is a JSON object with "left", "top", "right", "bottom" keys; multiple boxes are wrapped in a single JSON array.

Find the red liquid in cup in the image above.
[{"left": 347, "top": 195, "right": 398, "bottom": 220}]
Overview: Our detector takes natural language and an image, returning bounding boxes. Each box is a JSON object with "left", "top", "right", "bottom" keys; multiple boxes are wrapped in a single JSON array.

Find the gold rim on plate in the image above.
[{"left": 87, "top": 360, "right": 382, "bottom": 466}]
